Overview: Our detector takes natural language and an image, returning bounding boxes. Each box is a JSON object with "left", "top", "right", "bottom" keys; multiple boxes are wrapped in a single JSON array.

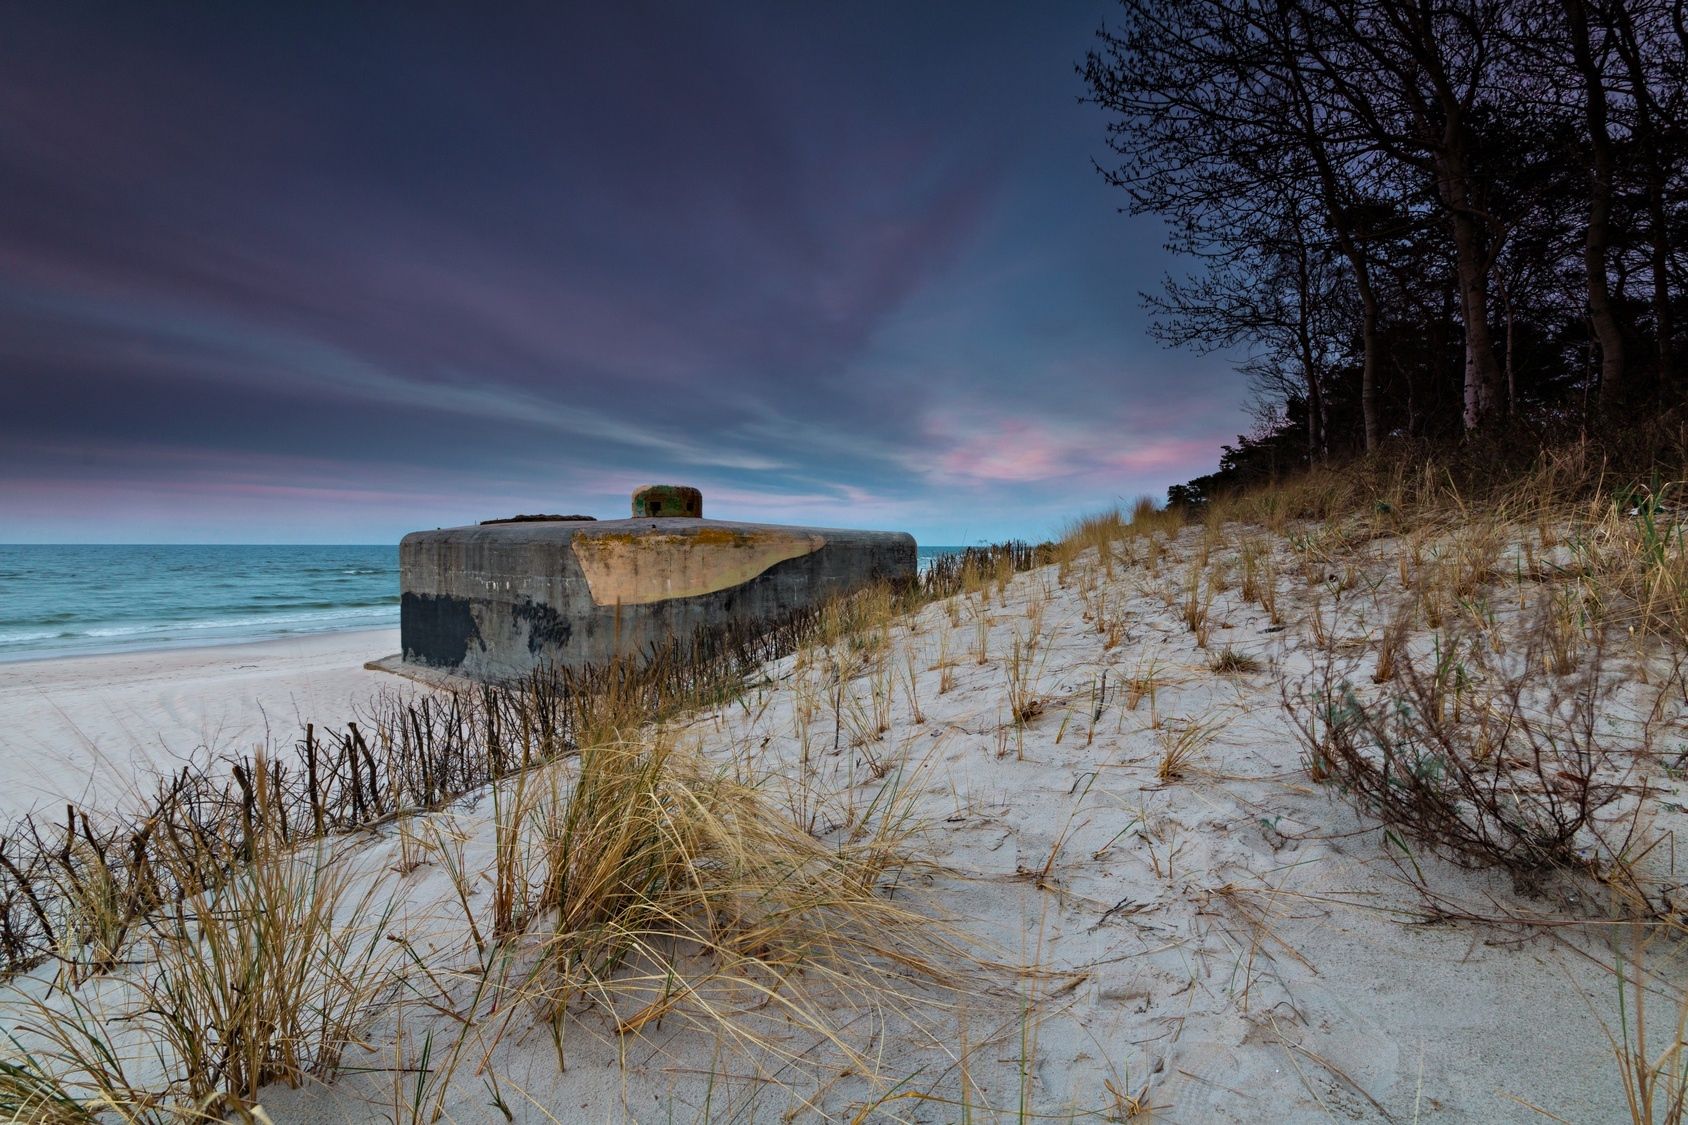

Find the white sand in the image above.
[
  {"left": 6, "top": 529, "right": 1685, "bottom": 1122},
  {"left": 0, "top": 628, "right": 399, "bottom": 820}
]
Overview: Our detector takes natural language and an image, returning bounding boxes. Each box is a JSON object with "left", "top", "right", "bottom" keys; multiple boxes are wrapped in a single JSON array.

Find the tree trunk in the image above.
[
  {"left": 1582, "top": 133, "right": 1627, "bottom": 406},
  {"left": 1430, "top": 109, "right": 1501, "bottom": 431},
  {"left": 1288, "top": 200, "right": 1327, "bottom": 463},
  {"left": 1333, "top": 221, "right": 1382, "bottom": 451},
  {"left": 1565, "top": 0, "right": 1627, "bottom": 405},
  {"left": 1404, "top": 356, "right": 1418, "bottom": 437},
  {"left": 1649, "top": 173, "right": 1675, "bottom": 391},
  {"left": 1297, "top": 309, "right": 1326, "bottom": 463},
  {"left": 1448, "top": 202, "right": 1501, "bottom": 429},
  {"left": 1498, "top": 271, "right": 1516, "bottom": 415},
  {"left": 1300, "top": 347, "right": 1325, "bottom": 464},
  {"left": 1359, "top": 283, "right": 1381, "bottom": 450},
  {"left": 1611, "top": 0, "right": 1674, "bottom": 390}
]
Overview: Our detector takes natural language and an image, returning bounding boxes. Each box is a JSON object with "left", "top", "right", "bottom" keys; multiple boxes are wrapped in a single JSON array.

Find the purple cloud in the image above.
[{"left": 0, "top": 2, "right": 1247, "bottom": 545}]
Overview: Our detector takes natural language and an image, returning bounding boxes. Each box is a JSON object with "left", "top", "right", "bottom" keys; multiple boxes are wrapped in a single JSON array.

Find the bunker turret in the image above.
[
  {"left": 631, "top": 484, "right": 701, "bottom": 518},
  {"left": 399, "top": 485, "right": 916, "bottom": 680}
]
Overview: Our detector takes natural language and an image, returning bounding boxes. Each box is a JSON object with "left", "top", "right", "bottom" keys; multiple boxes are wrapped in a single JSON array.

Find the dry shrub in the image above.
[{"left": 1286, "top": 637, "right": 1651, "bottom": 898}]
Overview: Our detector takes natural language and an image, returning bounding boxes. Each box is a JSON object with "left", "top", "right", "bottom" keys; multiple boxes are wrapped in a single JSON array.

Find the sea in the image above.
[{"left": 0, "top": 544, "right": 968, "bottom": 663}]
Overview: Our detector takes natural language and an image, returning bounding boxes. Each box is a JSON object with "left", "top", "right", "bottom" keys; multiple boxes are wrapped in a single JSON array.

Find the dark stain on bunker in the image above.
[
  {"left": 401, "top": 592, "right": 484, "bottom": 667},
  {"left": 512, "top": 598, "right": 572, "bottom": 655}
]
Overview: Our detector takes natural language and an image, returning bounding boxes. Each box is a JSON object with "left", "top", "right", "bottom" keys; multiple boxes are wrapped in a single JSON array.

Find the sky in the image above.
[{"left": 0, "top": 1, "right": 1248, "bottom": 546}]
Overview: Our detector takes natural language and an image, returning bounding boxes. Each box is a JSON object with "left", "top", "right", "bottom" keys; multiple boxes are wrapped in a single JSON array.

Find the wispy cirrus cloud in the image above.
[{"left": 0, "top": 2, "right": 1247, "bottom": 545}]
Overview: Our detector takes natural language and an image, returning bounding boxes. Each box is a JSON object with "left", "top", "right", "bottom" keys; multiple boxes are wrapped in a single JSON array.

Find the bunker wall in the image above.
[{"left": 399, "top": 519, "right": 914, "bottom": 680}]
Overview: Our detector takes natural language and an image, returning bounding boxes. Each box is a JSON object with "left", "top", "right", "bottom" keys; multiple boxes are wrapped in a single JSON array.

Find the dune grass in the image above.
[
  {"left": 4, "top": 763, "right": 399, "bottom": 1119},
  {"left": 1, "top": 726, "right": 976, "bottom": 1121}
]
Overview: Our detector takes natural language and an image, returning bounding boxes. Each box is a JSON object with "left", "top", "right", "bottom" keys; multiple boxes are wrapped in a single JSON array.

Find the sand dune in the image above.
[{"left": 4, "top": 523, "right": 1684, "bottom": 1121}]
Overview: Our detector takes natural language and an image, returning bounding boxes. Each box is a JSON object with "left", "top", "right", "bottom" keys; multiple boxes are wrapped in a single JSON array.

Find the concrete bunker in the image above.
[{"left": 399, "top": 485, "right": 916, "bottom": 681}]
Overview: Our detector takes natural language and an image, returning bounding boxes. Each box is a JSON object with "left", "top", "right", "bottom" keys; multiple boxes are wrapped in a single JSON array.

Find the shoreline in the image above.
[{"left": 0, "top": 617, "right": 400, "bottom": 668}]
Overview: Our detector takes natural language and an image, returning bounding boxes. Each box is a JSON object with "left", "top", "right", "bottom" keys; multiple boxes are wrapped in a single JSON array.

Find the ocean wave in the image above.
[
  {"left": 79, "top": 606, "right": 396, "bottom": 639},
  {"left": 0, "top": 612, "right": 79, "bottom": 628},
  {"left": 0, "top": 629, "right": 73, "bottom": 644},
  {"left": 0, "top": 607, "right": 396, "bottom": 649}
]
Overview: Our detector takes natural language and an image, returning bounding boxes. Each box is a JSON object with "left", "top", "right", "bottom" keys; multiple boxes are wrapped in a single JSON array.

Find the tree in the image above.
[
  {"left": 1082, "top": 0, "right": 1380, "bottom": 456},
  {"left": 1085, "top": 0, "right": 1687, "bottom": 468}
]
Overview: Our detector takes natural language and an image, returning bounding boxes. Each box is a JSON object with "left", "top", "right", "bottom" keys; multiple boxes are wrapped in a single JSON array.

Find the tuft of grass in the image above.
[
  {"left": 0, "top": 1044, "right": 98, "bottom": 1124},
  {"left": 1155, "top": 718, "right": 1224, "bottom": 782},
  {"left": 1102, "top": 611, "right": 1128, "bottom": 651},
  {"left": 506, "top": 731, "right": 964, "bottom": 1077},
  {"left": 1124, "top": 659, "right": 1160, "bottom": 715},
  {"left": 1258, "top": 553, "right": 1282, "bottom": 626},
  {"left": 1210, "top": 647, "right": 1262, "bottom": 675},
  {"left": 1372, "top": 606, "right": 1411, "bottom": 684},
  {"left": 1005, "top": 635, "right": 1045, "bottom": 726},
  {"left": 1105, "top": 1074, "right": 1157, "bottom": 1119},
  {"left": 141, "top": 842, "right": 397, "bottom": 1112},
  {"left": 902, "top": 649, "right": 926, "bottom": 725},
  {"left": 1181, "top": 565, "right": 1213, "bottom": 648},
  {"left": 1239, "top": 537, "right": 1266, "bottom": 604}
]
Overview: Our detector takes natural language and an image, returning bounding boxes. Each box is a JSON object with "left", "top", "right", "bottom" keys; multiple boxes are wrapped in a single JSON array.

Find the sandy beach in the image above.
[
  {"left": 0, "top": 628, "right": 400, "bottom": 821},
  {"left": 6, "top": 521, "right": 1680, "bottom": 1122}
]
